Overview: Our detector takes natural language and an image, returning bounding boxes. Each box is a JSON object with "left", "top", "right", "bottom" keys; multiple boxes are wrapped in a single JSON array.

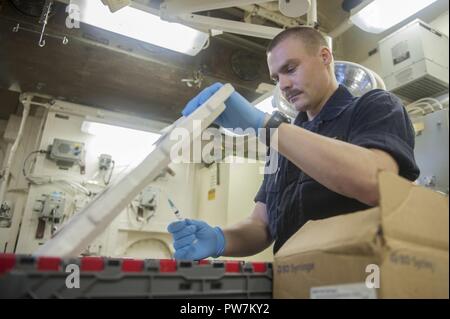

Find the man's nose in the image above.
[{"left": 278, "top": 74, "right": 292, "bottom": 92}]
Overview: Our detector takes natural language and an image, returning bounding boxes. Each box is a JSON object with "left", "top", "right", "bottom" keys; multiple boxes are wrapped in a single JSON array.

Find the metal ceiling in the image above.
[
  {"left": 1, "top": 0, "right": 286, "bottom": 122},
  {"left": 5, "top": 0, "right": 445, "bottom": 122}
]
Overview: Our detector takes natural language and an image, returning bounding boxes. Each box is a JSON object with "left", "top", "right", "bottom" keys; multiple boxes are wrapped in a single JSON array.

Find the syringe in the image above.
[{"left": 168, "top": 198, "right": 183, "bottom": 220}]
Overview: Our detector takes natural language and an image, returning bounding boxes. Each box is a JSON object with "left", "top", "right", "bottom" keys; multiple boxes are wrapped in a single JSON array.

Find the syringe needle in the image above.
[{"left": 168, "top": 198, "right": 183, "bottom": 220}]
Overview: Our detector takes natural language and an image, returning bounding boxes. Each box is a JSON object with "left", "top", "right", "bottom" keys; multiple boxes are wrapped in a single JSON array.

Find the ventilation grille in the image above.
[{"left": 393, "top": 75, "right": 449, "bottom": 101}]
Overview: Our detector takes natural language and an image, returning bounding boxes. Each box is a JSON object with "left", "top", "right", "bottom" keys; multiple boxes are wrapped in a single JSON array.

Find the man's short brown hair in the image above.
[{"left": 266, "top": 27, "right": 329, "bottom": 56}]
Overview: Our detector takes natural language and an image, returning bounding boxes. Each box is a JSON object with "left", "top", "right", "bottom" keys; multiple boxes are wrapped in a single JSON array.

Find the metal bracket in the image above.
[
  {"left": 181, "top": 70, "right": 204, "bottom": 88},
  {"left": 12, "top": 23, "right": 69, "bottom": 47}
]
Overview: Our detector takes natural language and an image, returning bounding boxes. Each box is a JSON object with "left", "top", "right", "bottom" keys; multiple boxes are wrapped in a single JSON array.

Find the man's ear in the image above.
[{"left": 320, "top": 47, "right": 333, "bottom": 66}]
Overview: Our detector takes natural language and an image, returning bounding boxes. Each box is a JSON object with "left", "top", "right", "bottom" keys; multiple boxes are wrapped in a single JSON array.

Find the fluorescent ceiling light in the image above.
[
  {"left": 71, "top": 0, "right": 209, "bottom": 55},
  {"left": 82, "top": 121, "right": 160, "bottom": 142},
  {"left": 81, "top": 120, "right": 161, "bottom": 163},
  {"left": 350, "top": 0, "right": 438, "bottom": 33}
]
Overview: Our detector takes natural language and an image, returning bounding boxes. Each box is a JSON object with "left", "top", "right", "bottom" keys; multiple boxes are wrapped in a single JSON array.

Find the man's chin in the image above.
[{"left": 293, "top": 103, "right": 308, "bottom": 112}]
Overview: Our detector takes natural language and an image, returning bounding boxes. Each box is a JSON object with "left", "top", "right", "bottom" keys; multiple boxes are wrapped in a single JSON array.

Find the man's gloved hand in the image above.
[
  {"left": 167, "top": 219, "right": 226, "bottom": 260},
  {"left": 182, "top": 82, "right": 265, "bottom": 132}
]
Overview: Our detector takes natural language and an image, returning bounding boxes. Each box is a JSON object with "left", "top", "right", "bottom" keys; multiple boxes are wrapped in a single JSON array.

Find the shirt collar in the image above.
[{"left": 295, "top": 85, "right": 355, "bottom": 124}]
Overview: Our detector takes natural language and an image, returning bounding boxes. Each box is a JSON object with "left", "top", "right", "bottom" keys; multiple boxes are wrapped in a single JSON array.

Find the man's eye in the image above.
[{"left": 287, "top": 66, "right": 296, "bottom": 73}]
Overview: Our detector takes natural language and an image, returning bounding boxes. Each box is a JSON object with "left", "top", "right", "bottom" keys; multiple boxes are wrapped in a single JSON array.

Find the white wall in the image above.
[
  {"left": 9, "top": 98, "right": 198, "bottom": 259},
  {"left": 226, "top": 160, "right": 273, "bottom": 261},
  {"left": 196, "top": 158, "right": 273, "bottom": 262},
  {"left": 4, "top": 98, "right": 273, "bottom": 261},
  {"left": 0, "top": 114, "right": 43, "bottom": 253},
  {"left": 197, "top": 162, "right": 229, "bottom": 227}
]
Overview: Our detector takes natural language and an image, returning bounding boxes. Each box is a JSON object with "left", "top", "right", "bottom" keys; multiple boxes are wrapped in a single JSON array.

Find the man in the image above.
[{"left": 168, "top": 27, "right": 420, "bottom": 260}]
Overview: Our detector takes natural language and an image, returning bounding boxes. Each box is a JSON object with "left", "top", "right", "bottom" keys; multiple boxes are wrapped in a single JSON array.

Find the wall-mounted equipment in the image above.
[
  {"left": 379, "top": 19, "right": 449, "bottom": 101},
  {"left": 99, "top": 154, "right": 112, "bottom": 171},
  {"left": 33, "top": 192, "right": 66, "bottom": 239},
  {"left": 134, "top": 186, "right": 159, "bottom": 223},
  {"left": 279, "top": 0, "right": 311, "bottom": 18},
  {"left": 0, "top": 201, "right": 12, "bottom": 228},
  {"left": 98, "top": 154, "right": 114, "bottom": 185},
  {"left": 138, "top": 187, "right": 158, "bottom": 211},
  {"left": 47, "top": 138, "right": 84, "bottom": 169}
]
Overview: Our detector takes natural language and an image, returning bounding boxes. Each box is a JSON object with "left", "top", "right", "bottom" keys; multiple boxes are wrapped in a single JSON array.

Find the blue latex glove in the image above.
[
  {"left": 182, "top": 82, "right": 265, "bottom": 132},
  {"left": 167, "top": 219, "right": 226, "bottom": 260}
]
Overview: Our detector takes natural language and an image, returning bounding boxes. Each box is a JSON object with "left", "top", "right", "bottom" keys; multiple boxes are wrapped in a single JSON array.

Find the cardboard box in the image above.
[{"left": 274, "top": 172, "right": 449, "bottom": 299}]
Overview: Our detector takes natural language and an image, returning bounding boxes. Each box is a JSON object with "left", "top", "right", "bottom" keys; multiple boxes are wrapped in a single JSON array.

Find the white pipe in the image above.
[
  {"left": 307, "top": 0, "right": 317, "bottom": 27},
  {"left": 238, "top": 4, "right": 301, "bottom": 28},
  {"left": 0, "top": 96, "right": 30, "bottom": 205},
  {"left": 0, "top": 92, "right": 52, "bottom": 205},
  {"left": 33, "top": 108, "right": 49, "bottom": 152}
]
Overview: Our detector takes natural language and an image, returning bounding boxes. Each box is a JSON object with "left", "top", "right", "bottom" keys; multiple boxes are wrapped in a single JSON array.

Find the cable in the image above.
[
  {"left": 22, "top": 150, "right": 92, "bottom": 196},
  {"left": 22, "top": 150, "right": 48, "bottom": 180},
  {"left": 406, "top": 97, "right": 445, "bottom": 117}
]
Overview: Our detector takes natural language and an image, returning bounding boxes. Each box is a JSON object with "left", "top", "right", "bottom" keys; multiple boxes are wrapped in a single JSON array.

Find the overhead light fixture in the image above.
[
  {"left": 81, "top": 120, "right": 161, "bottom": 145},
  {"left": 71, "top": 0, "right": 209, "bottom": 56},
  {"left": 350, "top": 0, "right": 439, "bottom": 33}
]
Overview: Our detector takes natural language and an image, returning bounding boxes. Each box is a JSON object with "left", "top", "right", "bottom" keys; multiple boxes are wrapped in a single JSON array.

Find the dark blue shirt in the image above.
[{"left": 254, "top": 85, "right": 420, "bottom": 253}]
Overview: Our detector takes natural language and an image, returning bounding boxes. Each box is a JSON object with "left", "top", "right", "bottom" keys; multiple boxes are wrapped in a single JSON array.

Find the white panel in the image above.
[
  {"left": 161, "top": 0, "right": 272, "bottom": 15},
  {"left": 430, "top": 11, "right": 449, "bottom": 36}
]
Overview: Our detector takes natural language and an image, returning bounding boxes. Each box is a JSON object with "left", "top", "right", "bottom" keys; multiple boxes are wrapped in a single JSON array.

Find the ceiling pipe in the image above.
[
  {"left": 238, "top": 4, "right": 302, "bottom": 28},
  {"left": 307, "top": 0, "right": 317, "bottom": 27}
]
